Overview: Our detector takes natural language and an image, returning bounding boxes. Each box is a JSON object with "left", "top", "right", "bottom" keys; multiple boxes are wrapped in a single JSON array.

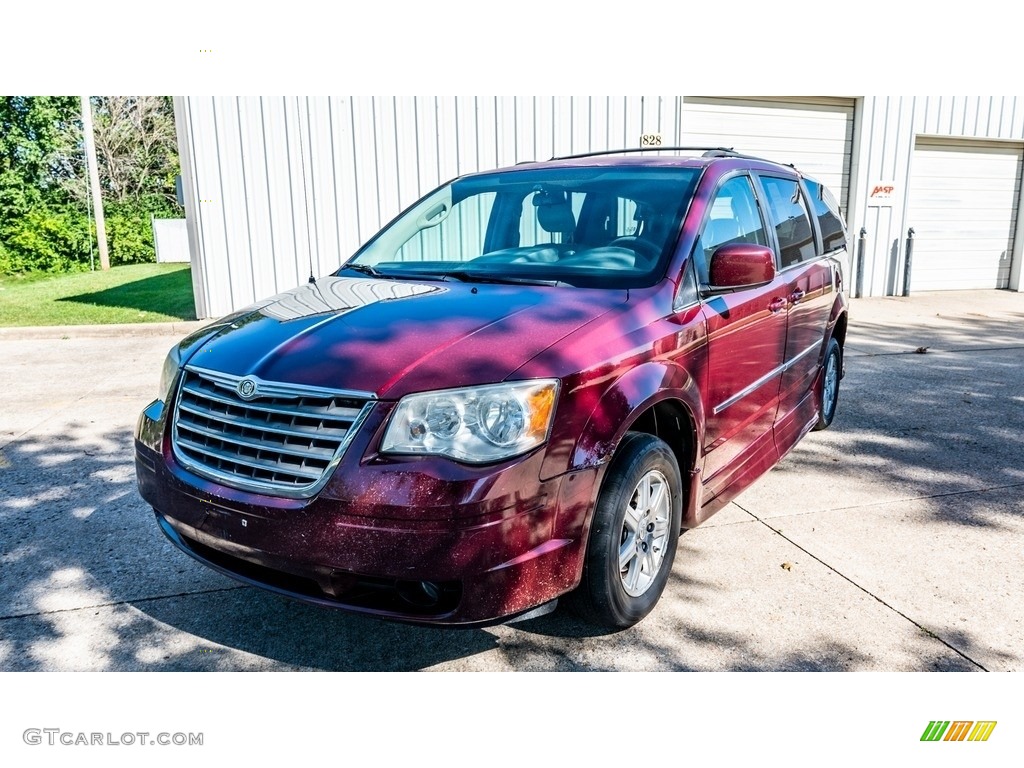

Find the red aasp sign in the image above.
[{"left": 868, "top": 182, "right": 896, "bottom": 206}]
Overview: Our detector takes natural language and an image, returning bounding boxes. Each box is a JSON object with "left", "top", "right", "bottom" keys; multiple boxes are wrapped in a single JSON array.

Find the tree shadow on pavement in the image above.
[{"left": 0, "top": 419, "right": 502, "bottom": 671}]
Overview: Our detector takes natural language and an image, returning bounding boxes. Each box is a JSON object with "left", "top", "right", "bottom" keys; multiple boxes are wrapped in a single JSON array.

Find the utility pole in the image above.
[{"left": 80, "top": 96, "right": 110, "bottom": 271}]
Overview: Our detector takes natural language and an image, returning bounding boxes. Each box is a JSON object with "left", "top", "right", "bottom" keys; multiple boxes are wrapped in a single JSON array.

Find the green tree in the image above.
[
  {"left": 60, "top": 96, "right": 180, "bottom": 208},
  {"left": 0, "top": 96, "right": 89, "bottom": 273},
  {"left": 59, "top": 96, "right": 182, "bottom": 265},
  {"left": 0, "top": 96, "right": 80, "bottom": 204},
  {"left": 0, "top": 95, "right": 183, "bottom": 274}
]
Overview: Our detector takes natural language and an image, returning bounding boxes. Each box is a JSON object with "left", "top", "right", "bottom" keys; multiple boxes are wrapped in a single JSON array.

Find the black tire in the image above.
[
  {"left": 813, "top": 337, "right": 842, "bottom": 431},
  {"left": 570, "top": 432, "right": 683, "bottom": 629}
]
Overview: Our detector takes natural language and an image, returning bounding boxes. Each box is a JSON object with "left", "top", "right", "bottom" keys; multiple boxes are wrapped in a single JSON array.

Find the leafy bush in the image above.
[
  {"left": 0, "top": 206, "right": 92, "bottom": 274},
  {"left": 105, "top": 208, "right": 152, "bottom": 265},
  {"left": 0, "top": 197, "right": 184, "bottom": 273},
  {"left": 104, "top": 195, "right": 181, "bottom": 265}
]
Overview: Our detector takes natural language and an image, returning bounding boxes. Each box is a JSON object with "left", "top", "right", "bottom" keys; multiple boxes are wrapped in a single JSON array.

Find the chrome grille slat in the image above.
[
  {"left": 180, "top": 379, "right": 363, "bottom": 421},
  {"left": 175, "top": 436, "right": 325, "bottom": 480},
  {"left": 171, "top": 368, "right": 373, "bottom": 496},
  {"left": 176, "top": 401, "right": 350, "bottom": 440},
  {"left": 176, "top": 420, "right": 337, "bottom": 461}
]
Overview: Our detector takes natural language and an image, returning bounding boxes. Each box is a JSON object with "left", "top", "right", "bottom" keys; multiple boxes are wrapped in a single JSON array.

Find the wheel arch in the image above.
[
  {"left": 831, "top": 308, "right": 849, "bottom": 350},
  {"left": 562, "top": 361, "right": 706, "bottom": 528}
]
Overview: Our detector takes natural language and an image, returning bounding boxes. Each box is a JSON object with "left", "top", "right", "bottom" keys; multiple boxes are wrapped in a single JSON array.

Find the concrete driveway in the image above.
[{"left": 1, "top": 290, "right": 1021, "bottom": 671}]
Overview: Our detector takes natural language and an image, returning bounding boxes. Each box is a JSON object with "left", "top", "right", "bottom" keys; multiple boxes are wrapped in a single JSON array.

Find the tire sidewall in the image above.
[
  {"left": 815, "top": 337, "right": 842, "bottom": 430},
  {"left": 586, "top": 433, "right": 683, "bottom": 628}
]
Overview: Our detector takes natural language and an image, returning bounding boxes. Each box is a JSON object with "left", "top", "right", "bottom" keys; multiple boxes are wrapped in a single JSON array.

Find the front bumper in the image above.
[{"left": 135, "top": 400, "right": 599, "bottom": 626}]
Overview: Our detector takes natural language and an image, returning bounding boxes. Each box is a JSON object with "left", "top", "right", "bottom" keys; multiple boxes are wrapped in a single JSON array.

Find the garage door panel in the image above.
[
  {"left": 910, "top": 186, "right": 1021, "bottom": 202},
  {"left": 913, "top": 236, "right": 1015, "bottom": 249},
  {"left": 913, "top": 204, "right": 1018, "bottom": 217},
  {"left": 914, "top": 263, "right": 1012, "bottom": 276},
  {"left": 914, "top": 151, "right": 1020, "bottom": 169},
  {"left": 677, "top": 132, "right": 851, "bottom": 154},
  {"left": 912, "top": 215, "right": 1017, "bottom": 230},
  {"left": 911, "top": 276, "right": 1009, "bottom": 291},
  {"left": 907, "top": 139, "right": 1022, "bottom": 292},
  {"left": 911, "top": 265, "right": 1011, "bottom": 283},
  {"left": 911, "top": 189, "right": 1020, "bottom": 206},
  {"left": 685, "top": 97, "right": 853, "bottom": 118},
  {"left": 913, "top": 157, "right": 1021, "bottom": 174},
  {"left": 684, "top": 119, "right": 851, "bottom": 142},
  {"left": 912, "top": 256, "right": 1013, "bottom": 271},
  {"left": 915, "top": 230, "right": 1013, "bottom": 242},
  {"left": 682, "top": 97, "right": 853, "bottom": 208}
]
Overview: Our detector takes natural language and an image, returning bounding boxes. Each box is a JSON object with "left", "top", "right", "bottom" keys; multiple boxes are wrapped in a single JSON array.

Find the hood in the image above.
[{"left": 182, "top": 276, "right": 627, "bottom": 399}]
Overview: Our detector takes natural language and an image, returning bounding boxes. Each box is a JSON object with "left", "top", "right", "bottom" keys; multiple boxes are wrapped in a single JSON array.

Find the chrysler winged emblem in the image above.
[{"left": 236, "top": 378, "right": 258, "bottom": 400}]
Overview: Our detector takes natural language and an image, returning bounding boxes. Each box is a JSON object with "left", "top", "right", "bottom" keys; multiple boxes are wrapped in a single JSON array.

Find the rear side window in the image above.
[
  {"left": 804, "top": 178, "right": 847, "bottom": 253},
  {"left": 759, "top": 175, "right": 815, "bottom": 268}
]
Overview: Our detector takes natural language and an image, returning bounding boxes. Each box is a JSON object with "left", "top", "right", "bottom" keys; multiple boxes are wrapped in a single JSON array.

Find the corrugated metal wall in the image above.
[
  {"left": 177, "top": 96, "right": 683, "bottom": 317},
  {"left": 176, "top": 96, "right": 1024, "bottom": 318},
  {"left": 852, "top": 96, "right": 1024, "bottom": 297}
]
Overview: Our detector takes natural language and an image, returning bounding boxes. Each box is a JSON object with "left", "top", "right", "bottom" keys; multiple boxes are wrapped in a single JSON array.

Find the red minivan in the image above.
[{"left": 135, "top": 148, "right": 849, "bottom": 629}]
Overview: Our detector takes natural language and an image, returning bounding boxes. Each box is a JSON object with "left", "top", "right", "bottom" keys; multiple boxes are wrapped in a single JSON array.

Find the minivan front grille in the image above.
[{"left": 171, "top": 366, "right": 373, "bottom": 497}]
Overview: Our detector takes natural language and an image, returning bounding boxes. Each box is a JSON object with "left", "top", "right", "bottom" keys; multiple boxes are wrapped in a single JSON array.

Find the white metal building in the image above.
[{"left": 174, "top": 96, "right": 1024, "bottom": 319}]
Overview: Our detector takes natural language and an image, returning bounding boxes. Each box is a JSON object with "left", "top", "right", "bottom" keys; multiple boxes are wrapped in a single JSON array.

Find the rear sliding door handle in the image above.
[{"left": 788, "top": 290, "right": 806, "bottom": 304}]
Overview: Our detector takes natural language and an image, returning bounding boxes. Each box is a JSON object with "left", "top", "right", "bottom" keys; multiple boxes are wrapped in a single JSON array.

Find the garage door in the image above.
[
  {"left": 906, "top": 138, "right": 1022, "bottom": 291},
  {"left": 681, "top": 97, "right": 855, "bottom": 209}
]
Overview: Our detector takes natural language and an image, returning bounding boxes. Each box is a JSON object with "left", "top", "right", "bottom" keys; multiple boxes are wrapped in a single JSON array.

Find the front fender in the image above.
[{"left": 566, "top": 359, "right": 706, "bottom": 472}]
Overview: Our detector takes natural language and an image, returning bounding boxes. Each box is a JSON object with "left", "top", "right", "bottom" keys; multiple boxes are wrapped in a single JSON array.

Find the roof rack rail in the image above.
[
  {"left": 549, "top": 146, "right": 736, "bottom": 161},
  {"left": 547, "top": 146, "right": 791, "bottom": 166},
  {"left": 700, "top": 148, "right": 790, "bottom": 165}
]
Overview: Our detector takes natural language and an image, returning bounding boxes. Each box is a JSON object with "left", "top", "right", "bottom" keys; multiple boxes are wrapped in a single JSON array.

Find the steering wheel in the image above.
[{"left": 608, "top": 236, "right": 662, "bottom": 264}]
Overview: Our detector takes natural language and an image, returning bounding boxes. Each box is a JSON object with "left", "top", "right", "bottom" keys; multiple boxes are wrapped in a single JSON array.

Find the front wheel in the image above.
[
  {"left": 813, "top": 337, "right": 842, "bottom": 431},
  {"left": 570, "top": 432, "right": 683, "bottom": 629}
]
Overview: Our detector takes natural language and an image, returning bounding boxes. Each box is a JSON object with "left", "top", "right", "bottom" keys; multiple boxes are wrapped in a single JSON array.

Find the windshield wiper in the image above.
[
  {"left": 344, "top": 264, "right": 563, "bottom": 286},
  {"left": 442, "top": 270, "right": 565, "bottom": 287},
  {"left": 342, "top": 263, "right": 388, "bottom": 278},
  {"left": 383, "top": 270, "right": 452, "bottom": 282}
]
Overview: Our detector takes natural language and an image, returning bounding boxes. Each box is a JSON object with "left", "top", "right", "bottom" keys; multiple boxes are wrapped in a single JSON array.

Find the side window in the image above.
[
  {"left": 694, "top": 175, "right": 767, "bottom": 282},
  {"left": 759, "top": 176, "right": 815, "bottom": 268},
  {"left": 804, "top": 178, "right": 848, "bottom": 253}
]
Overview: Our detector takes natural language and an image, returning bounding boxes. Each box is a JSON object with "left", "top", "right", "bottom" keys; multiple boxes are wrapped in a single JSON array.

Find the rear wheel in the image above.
[
  {"left": 571, "top": 432, "right": 683, "bottom": 629},
  {"left": 813, "top": 337, "right": 842, "bottom": 431}
]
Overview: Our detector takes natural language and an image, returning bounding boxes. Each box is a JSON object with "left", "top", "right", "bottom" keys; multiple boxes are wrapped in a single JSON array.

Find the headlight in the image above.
[
  {"left": 381, "top": 380, "right": 559, "bottom": 463},
  {"left": 158, "top": 346, "right": 182, "bottom": 402}
]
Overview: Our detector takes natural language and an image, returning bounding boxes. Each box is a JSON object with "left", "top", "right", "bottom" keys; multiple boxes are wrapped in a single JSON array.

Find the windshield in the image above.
[{"left": 340, "top": 166, "right": 701, "bottom": 288}]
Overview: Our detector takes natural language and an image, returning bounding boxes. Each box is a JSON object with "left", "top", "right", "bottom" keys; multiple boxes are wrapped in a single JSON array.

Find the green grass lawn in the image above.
[{"left": 0, "top": 263, "right": 197, "bottom": 326}]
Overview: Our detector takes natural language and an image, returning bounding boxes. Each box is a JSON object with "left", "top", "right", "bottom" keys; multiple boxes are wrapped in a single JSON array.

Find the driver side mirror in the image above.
[{"left": 707, "top": 243, "right": 776, "bottom": 291}]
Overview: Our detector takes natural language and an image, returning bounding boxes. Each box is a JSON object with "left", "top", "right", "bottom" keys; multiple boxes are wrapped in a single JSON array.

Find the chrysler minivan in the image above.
[{"left": 135, "top": 147, "right": 849, "bottom": 629}]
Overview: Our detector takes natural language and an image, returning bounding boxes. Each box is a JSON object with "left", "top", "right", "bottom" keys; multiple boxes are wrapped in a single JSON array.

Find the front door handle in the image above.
[
  {"left": 788, "top": 289, "right": 806, "bottom": 304},
  {"left": 768, "top": 297, "right": 787, "bottom": 313}
]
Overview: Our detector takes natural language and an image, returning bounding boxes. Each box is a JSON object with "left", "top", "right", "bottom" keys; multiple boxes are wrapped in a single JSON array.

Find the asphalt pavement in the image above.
[{"left": 1, "top": 289, "right": 1021, "bottom": 671}]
